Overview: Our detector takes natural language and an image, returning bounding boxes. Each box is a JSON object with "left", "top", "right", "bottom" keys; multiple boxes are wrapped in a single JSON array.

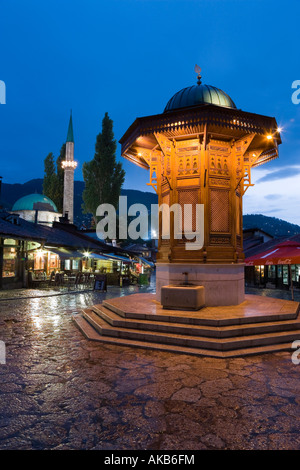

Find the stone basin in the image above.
[{"left": 161, "top": 284, "right": 205, "bottom": 311}]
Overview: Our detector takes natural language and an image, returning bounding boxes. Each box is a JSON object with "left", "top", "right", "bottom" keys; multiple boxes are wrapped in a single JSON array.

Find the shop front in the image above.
[
  {"left": 245, "top": 241, "right": 300, "bottom": 293},
  {"left": 26, "top": 248, "right": 85, "bottom": 285},
  {"left": 0, "top": 237, "right": 43, "bottom": 289},
  {"left": 83, "top": 253, "right": 133, "bottom": 285},
  {"left": 1, "top": 238, "right": 23, "bottom": 288}
]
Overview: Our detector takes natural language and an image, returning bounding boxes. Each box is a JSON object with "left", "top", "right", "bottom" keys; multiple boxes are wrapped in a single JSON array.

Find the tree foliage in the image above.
[
  {"left": 82, "top": 112, "right": 125, "bottom": 220},
  {"left": 43, "top": 153, "right": 57, "bottom": 202},
  {"left": 43, "top": 146, "right": 65, "bottom": 213}
]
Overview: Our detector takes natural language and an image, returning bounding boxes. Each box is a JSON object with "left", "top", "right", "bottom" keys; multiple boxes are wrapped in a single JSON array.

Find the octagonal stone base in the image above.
[{"left": 156, "top": 263, "right": 245, "bottom": 307}]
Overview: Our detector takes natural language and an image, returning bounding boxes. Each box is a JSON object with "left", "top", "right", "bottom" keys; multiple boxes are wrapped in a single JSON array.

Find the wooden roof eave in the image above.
[
  {"left": 123, "top": 151, "right": 150, "bottom": 170},
  {"left": 119, "top": 104, "right": 281, "bottom": 158},
  {"left": 253, "top": 148, "right": 279, "bottom": 167}
]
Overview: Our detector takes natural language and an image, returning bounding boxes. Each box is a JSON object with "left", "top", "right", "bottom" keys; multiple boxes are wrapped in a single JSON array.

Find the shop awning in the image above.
[
  {"left": 47, "top": 248, "right": 85, "bottom": 259},
  {"left": 101, "top": 253, "right": 133, "bottom": 264},
  {"left": 138, "top": 256, "right": 155, "bottom": 267},
  {"left": 245, "top": 241, "right": 300, "bottom": 266},
  {"left": 89, "top": 253, "right": 111, "bottom": 260}
]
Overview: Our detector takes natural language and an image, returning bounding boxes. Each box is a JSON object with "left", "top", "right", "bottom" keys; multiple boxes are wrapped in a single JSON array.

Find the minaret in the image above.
[{"left": 62, "top": 111, "right": 77, "bottom": 223}]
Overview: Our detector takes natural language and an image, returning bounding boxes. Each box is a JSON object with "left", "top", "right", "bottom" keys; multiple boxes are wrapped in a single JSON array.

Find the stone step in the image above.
[
  {"left": 101, "top": 294, "right": 299, "bottom": 327},
  {"left": 92, "top": 305, "right": 300, "bottom": 338},
  {"left": 81, "top": 308, "right": 300, "bottom": 352},
  {"left": 73, "top": 314, "right": 296, "bottom": 358}
]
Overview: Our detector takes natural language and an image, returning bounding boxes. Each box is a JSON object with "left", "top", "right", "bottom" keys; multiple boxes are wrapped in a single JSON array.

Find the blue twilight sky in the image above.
[{"left": 1, "top": 0, "right": 300, "bottom": 223}]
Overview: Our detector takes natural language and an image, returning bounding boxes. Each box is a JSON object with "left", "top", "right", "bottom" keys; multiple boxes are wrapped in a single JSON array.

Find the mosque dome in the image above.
[
  {"left": 12, "top": 194, "right": 58, "bottom": 212},
  {"left": 164, "top": 68, "right": 236, "bottom": 112}
]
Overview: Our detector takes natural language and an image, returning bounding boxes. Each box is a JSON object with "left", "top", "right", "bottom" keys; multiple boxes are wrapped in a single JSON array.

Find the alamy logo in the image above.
[
  {"left": 0, "top": 80, "right": 6, "bottom": 104},
  {"left": 96, "top": 196, "right": 204, "bottom": 251},
  {"left": 291, "top": 80, "right": 300, "bottom": 105},
  {"left": 291, "top": 340, "right": 300, "bottom": 364},
  {"left": 0, "top": 341, "right": 6, "bottom": 364}
]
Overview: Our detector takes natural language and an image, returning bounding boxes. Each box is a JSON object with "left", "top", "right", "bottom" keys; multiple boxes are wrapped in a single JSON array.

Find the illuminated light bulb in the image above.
[
  {"left": 266, "top": 135, "right": 273, "bottom": 140},
  {"left": 61, "top": 160, "right": 78, "bottom": 169}
]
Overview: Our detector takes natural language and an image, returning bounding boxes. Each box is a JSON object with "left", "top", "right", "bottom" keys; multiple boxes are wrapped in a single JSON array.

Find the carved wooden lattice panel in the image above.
[
  {"left": 176, "top": 140, "right": 200, "bottom": 176},
  {"left": 210, "top": 189, "right": 229, "bottom": 232},
  {"left": 178, "top": 189, "right": 198, "bottom": 234},
  {"left": 208, "top": 142, "right": 231, "bottom": 177}
]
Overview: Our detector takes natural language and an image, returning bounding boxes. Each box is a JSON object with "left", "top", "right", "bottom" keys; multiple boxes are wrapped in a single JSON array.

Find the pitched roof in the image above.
[
  {"left": 0, "top": 211, "right": 46, "bottom": 242},
  {"left": 0, "top": 212, "right": 131, "bottom": 257}
]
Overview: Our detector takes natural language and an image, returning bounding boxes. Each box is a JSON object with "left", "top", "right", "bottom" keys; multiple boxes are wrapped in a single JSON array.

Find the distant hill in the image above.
[
  {"left": 243, "top": 214, "right": 300, "bottom": 238},
  {"left": 2, "top": 179, "right": 299, "bottom": 236},
  {"left": 1, "top": 179, "right": 44, "bottom": 208}
]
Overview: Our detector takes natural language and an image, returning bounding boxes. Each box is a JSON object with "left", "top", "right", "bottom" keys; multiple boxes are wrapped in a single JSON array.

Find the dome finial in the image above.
[{"left": 195, "top": 64, "right": 202, "bottom": 85}]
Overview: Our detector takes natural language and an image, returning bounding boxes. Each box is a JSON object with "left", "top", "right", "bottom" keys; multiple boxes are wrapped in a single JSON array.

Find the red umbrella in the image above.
[{"left": 245, "top": 241, "right": 300, "bottom": 266}]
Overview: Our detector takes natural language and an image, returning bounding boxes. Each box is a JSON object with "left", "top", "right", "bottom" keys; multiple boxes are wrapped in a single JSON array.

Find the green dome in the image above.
[
  {"left": 164, "top": 83, "right": 236, "bottom": 112},
  {"left": 12, "top": 194, "right": 58, "bottom": 212}
]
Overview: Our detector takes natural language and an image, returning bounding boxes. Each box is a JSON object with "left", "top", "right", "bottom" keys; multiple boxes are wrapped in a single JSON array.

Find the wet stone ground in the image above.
[{"left": 0, "top": 284, "right": 300, "bottom": 450}]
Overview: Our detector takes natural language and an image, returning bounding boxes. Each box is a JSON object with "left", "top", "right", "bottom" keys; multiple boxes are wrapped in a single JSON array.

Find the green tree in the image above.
[
  {"left": 82, "top": 112, "right": 125, "bottom": 221},
  {"left": 43, "top": 153, "right": 57, "bottom": 202}
]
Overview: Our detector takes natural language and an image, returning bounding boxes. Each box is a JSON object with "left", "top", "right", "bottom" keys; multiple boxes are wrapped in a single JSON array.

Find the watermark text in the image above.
[
  {"left": 0, "top": 341, "right": 6, "bottom": 364},
  {"left": 96, "top": 196, "right": 204, "bottom": 251},
  {"left": 0, "top": 80, "right": 6, "bottom": 104}
]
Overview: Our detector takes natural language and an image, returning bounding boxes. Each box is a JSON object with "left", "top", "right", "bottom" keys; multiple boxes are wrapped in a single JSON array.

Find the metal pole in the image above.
[{"left": 289, "top": 265, "right": 294, "bottom": 301}]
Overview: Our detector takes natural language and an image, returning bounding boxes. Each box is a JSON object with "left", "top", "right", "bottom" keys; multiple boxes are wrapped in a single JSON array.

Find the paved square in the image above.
[{"left": 0, "top": 286, "right": 300, "bottom": 450}]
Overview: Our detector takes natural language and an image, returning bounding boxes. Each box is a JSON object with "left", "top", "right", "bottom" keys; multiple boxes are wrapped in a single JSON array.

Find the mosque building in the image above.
[
  {"left": 11, "top": 111, "right": 76, "bottom": 227},
  {"left": 11, "top": 193, "right": 62, "bottom": 226}
]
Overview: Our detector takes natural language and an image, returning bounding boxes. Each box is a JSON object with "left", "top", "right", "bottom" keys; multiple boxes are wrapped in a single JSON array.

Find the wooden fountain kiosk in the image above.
[
  {"left": 74, "top": 69, "right": 300, "bottom": 357},
  {"left": 119, "top": 68, "right": 281, "bottom": 306}
]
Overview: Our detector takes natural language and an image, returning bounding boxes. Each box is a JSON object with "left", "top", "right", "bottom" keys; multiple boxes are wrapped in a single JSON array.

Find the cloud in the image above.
[
  {"left": 264, "top": 194, "right": 282, "bottom": 200},
  {"left": 262, "top": 208, "right": 284, "bottom": 214},
  {"left": 244, "top": 165, "right": 300, "bottom": 225},
  {"left": 256, "top": 167, "right": 300, "bottom": 183}
]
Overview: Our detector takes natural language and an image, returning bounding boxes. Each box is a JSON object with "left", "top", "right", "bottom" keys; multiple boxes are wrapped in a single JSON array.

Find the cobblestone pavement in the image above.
[
  {"left": 0, "top": 284, "right": 300, "bottom": 450},
  {"left": 246, "top": 286, "right": 300, "bottom": 302},
  {"left": 0, "top": 286, "right": 94, "bottom": 301}
]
